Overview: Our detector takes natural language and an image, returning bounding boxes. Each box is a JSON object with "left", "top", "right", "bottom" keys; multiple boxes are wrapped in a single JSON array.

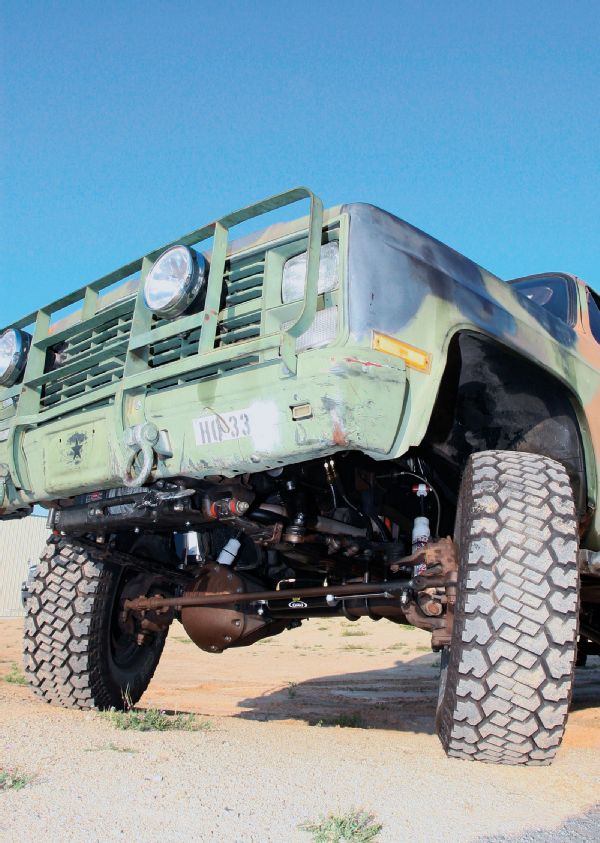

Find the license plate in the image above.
[{"left": 193, "top": 409, "right": 253, "bottom": 446}]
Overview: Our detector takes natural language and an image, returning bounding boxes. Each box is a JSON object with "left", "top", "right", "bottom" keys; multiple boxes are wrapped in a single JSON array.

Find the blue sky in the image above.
[{"left": 1, "top": 1, "right": 599, "bottom": 324}]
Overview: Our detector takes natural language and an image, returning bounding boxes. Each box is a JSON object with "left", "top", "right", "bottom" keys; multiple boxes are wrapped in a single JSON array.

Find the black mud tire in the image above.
[
  {"left": 23, "top": 538, "right": 168, "bottom": 710},
  {"left": 436, "top": 450, "right": 579, "bottom": 765}
]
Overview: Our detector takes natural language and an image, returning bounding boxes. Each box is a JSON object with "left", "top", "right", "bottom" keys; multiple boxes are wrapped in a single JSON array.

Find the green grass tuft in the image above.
[
  {"left": 300, "top": 809, "right": 382, "bottom": 842},
  {"left": 341, "top": 629, "right": 368, "bottom": 637},
  {"left": 0, "top": 769, "right": 31, "bottom": 792},
  {"left": 4, "top": 663, "right": 27, "bottom": 685},
  {"left": 101, "top": 708, "right": 212, "bottom": 732}
]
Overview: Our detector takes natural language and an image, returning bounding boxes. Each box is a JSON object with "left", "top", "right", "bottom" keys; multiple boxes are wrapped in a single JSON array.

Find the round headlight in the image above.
[
  {"left": 143, "top": 245, "right": 206, "bottom": 319},
  {"left": 0, "top": 328, "right": 30, "bottom": 387}
]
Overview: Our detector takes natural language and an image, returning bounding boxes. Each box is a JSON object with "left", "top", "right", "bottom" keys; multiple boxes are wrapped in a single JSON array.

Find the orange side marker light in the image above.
[{"left": 371, "top": 332, "right": 432, "bottom": 373}]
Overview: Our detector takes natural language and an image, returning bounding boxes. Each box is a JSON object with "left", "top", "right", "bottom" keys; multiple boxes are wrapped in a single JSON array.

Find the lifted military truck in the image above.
[{"left": 2, "top": 188, "right": 599, "bottom": 765}]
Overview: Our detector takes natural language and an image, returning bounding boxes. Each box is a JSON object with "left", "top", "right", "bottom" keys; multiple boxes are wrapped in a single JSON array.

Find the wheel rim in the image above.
[{"left": 108, "top": 569, "right": 161, "bottom": 672}]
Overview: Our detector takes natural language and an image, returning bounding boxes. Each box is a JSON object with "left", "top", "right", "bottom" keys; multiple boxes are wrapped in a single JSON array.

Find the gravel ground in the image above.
[
  {"left": 1, "top": 617, "right": 599, "bottom": 842},
  {"left": 481, "top": 805, "right": 600, "bottom": 842}
]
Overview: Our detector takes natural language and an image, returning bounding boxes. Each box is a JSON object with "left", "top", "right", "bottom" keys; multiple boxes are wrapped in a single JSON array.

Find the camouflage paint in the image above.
[
  {"left": 343, "top": 203, "right": 599, "bottom": 547},
  {"left": 0, "top": 189, "right": 598, "bottom": 549}
]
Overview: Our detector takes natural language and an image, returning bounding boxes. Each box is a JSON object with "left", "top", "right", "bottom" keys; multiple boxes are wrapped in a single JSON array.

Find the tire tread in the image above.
[
  {"left": 437, "top": 450, "right": 579, "bottom": 765},
  {"left": 23, "top": 538, "right": 166, "bottom": 710}
]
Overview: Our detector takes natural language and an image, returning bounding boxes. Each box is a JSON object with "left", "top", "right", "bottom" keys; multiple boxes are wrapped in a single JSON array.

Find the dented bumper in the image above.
[{"left": 1, "top": 347, "right": 406, "bottom": 510}]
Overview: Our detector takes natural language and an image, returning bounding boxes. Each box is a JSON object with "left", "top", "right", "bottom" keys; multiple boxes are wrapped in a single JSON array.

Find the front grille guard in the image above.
[{"left": 2, "top": 187, "right": 323, "bottom": 491}]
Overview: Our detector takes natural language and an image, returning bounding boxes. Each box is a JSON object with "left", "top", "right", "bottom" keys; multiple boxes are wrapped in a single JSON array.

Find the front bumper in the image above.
[{"left": 1, "top": 346, "right": 406, "bottom": 511}]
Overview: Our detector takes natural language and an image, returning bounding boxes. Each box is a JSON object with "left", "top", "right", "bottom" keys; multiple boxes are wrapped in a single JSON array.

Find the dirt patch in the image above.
[
  {"left": 1, "top": 617, "right": 599, "bottom": 842},
  {"left": 141, "top": 617, "right": 443, "bottom": 733}
]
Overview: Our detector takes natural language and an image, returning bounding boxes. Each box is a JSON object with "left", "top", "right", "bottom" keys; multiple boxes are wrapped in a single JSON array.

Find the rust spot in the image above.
[
  {"left": 332, "top": 422, "right": 348, "bottom": 447},
  {"left": 344, "top": 356, "right": 384, "bottom": 368}
]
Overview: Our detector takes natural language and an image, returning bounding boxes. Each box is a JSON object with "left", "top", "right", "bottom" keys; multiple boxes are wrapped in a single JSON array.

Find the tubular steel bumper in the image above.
[{"left": 0, "top": 188, "right": 349, "bottom": 513}]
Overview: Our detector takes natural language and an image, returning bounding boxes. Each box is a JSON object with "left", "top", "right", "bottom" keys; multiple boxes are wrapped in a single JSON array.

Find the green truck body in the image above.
[
  {"left": 6, "top": 187, "right": 600, "bottom": 766},
  {"left": 1, "top": 187, "right": 599, "bottom": 548}
]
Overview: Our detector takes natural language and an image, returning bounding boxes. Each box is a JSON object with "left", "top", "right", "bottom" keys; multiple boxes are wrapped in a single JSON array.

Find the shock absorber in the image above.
[
  {"left": 216, "top": 532, "right": 243, "bottom": 566},
  {"left": 412, "top": 483, "right": 431, "bottom": 576}
]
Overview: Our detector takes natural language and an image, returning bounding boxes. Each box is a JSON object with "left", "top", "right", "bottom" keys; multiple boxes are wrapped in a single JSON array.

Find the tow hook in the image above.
[{"left": 122, "top": 423, "right": 173, "bottom": 488}]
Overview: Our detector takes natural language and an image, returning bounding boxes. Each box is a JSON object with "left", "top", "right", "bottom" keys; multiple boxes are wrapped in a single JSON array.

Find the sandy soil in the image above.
[{"left": 1, "top": 616, "right": 599, "bottom": 842}]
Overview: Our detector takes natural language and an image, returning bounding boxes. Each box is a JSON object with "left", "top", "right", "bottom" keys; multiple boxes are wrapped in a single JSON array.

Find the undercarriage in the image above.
[
  {"left": 49, "top": 451, "right": 460, "bottom": 652},
  {"left": 24, "top": 448, "right": 600, "bottom": 765},
  {"left": 46, "top": 448, "right": 600, "bottom": 660}
]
